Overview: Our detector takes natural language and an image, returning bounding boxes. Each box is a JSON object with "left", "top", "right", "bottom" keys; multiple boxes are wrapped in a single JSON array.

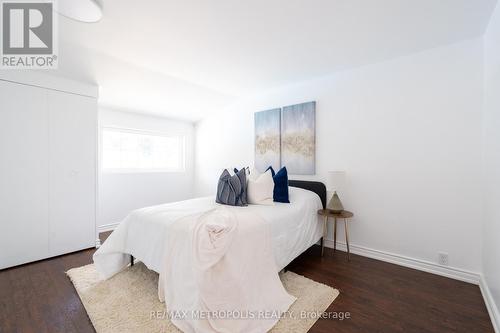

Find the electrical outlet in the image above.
[{"left": 438, "top": 252, "right": 449, "bottom": 266}]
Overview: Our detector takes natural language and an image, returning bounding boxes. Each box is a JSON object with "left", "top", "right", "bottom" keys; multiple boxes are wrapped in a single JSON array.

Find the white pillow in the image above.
[
  {"left": 247, "top": 169, "right": 274, "bottom": 205},
  {"left": 248, "top": 167, "right": 260, "bottom": 181}
]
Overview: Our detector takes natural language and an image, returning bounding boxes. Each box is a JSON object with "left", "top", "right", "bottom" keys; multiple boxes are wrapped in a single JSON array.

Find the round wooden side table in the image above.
[{"left": 318, "top": 209, "right": 354, "bottom": 261}]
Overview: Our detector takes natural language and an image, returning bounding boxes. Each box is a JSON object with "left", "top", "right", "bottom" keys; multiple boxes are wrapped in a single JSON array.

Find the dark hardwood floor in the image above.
[{"left": 0, "top": 232, "right": 494, "bottom": 333}]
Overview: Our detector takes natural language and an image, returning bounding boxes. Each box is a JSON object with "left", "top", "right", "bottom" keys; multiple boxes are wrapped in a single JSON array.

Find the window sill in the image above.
[{"left": 102, "top": 169, "right": 186, "bottom": 174}]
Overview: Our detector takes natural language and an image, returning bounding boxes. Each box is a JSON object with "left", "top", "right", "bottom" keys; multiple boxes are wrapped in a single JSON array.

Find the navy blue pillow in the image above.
[
  {"left": 266, "top": 166, "right": 276, "bottom": 177},
  {"left": 266, "top": 166, "right": 290, "bottom": 203}
]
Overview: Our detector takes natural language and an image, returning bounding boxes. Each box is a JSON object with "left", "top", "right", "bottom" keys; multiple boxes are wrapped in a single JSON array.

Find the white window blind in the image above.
[{"left": 102, "top": 127, "right": 185, "bottom": 172}]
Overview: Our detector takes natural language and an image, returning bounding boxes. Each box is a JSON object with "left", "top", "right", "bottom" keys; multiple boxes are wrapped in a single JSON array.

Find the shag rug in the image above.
[{"left": 67, "top": 262, "right": 339, "bottom": 333}]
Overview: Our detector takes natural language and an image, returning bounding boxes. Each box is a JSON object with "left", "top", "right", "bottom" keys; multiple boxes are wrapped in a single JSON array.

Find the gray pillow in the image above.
[
  {"left": 216, "top": 169, "right": 247, "bottom": 206},
  {"left": 233, "top": 168, "right": 248, "bottom": 205}
]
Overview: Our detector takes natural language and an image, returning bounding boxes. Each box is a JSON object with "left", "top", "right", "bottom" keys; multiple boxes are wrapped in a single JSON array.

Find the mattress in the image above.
[{"left": 93, "top": 186, "right": 323, "bottom": 278}]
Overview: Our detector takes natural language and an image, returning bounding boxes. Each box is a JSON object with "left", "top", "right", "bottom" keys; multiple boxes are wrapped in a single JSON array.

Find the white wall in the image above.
[
  {"left": 98, "top": 108, "right": 195, "bottom": 228},
  {"left": 195, "top": 38, "right": 484, "bottom": 274},
  {"left": 482, "top": 1, "right": 500, "bottom": 328}
]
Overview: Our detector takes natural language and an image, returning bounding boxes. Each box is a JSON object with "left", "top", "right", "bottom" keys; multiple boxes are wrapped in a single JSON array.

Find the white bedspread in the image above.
[
  {"left": 93, "top": 187, "right": 323, "bottom": 280},
  {"left": 157, "top": 208, "right": 296, "bottom": 333}
]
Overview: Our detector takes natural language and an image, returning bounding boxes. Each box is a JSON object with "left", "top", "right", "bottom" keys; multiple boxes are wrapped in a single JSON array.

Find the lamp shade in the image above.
[
  {"left": 56, "top": 0, "right": 103, "bottom": 23},
  {"left": 327, "top": 171, "right": 346, "bottom": 192}
]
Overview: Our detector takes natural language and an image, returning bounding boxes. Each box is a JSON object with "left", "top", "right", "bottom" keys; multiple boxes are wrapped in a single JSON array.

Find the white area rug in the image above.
[{"left": 67, "top": 262, "right": 339, "bottom": 333}]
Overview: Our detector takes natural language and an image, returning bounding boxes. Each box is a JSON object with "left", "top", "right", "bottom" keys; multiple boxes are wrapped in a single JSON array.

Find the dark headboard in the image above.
[{"left": 289, "top": 180, "right": 327, "bottom": 209}]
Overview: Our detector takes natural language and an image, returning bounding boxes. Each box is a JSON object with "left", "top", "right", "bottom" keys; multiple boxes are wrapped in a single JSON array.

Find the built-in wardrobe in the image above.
[{"left": 0, "top": 74, "right": 98, "bottom": 269}]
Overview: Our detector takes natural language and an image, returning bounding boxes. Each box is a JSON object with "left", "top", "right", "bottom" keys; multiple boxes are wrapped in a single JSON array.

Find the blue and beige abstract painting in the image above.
[
  {"left": 281, "top": 101, "right": 316, "bottom": 175},
  {"left": 254, "top": 108, "right": 281, "bottom": 172}
]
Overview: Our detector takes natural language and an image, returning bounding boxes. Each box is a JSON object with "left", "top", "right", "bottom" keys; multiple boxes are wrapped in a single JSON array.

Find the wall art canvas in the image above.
[
  {"left": 281, "top": 101, "right": 316, "bottom": 175},
  {"left": 254, "top": 108, "right": 281, "bottom": 172}
]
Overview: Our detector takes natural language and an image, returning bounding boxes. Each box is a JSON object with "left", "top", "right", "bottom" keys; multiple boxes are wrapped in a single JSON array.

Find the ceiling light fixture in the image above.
[{"left": 56, "top": 0, "right": 103, "bottom": 23}]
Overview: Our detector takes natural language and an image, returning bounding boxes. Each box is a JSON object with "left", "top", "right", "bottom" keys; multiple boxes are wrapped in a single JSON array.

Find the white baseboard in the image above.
[
  {"left": 323, "top": 238, "right": 481, "bottom": 285},
  {"left": 97, "top": 222, "right": 120, "bottom": 233},
  {"left": 480, "top": 276, "right": 500, "bottom": 333}
]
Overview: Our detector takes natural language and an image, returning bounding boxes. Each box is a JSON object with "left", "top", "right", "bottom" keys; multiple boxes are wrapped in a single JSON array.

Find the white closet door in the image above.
[
  {"left": 0, "top": 81, "right": 50, "bottom": 269},
  {"left": 48, "top": 91, "right": 96, "bottom": 256}
]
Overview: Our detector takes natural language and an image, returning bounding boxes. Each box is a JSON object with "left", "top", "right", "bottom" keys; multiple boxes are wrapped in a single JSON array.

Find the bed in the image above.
[
  {"left": 93, "top": 180, "right": 326, "bottom": 332},
  {"left": 93, "top": 180, "right": 326, "bottom": 279}
]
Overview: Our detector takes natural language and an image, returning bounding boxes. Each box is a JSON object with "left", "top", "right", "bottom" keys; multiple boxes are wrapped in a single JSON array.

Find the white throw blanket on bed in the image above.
[{"left": 158, "top": 207, "right": 296, "bottom": 333}]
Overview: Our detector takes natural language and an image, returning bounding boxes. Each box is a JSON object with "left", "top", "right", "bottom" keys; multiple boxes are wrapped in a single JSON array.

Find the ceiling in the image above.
[{"left": 53, "top": 0, "right": 497, "bottom": 121}]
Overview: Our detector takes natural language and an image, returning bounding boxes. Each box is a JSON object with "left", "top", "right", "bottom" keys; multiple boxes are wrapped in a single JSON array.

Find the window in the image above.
[{"left": 102, "top": 127, "right": 185, "bottom": 172}]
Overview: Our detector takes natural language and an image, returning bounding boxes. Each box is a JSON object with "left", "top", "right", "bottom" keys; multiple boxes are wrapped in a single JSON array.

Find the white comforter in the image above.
[
  {"left": 157, "top": 208, "right": 296, "bottom": 333},
  {"left": 94, "top": 187, "right": 323, "bottom": 279}
]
